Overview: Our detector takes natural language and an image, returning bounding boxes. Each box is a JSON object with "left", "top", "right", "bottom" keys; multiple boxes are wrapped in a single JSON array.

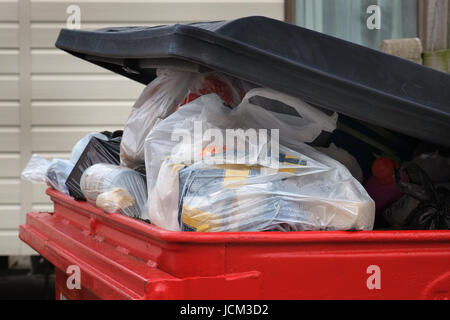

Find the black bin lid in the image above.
[{"left": 55, "top": 16, "right": 450, "bottom": 147}]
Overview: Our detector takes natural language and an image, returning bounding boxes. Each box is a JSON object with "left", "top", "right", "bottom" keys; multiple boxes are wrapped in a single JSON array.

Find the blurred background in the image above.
[{"left": 0, "top": 0, "right": 448, "bottom": 299}]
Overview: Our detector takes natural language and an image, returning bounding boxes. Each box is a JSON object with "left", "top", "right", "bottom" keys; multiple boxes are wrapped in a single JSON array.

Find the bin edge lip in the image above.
[{"left": 46, "top": 188, "right": 450, "bottom": 244}]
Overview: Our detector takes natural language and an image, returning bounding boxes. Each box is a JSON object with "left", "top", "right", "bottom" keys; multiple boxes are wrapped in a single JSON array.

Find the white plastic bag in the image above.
[
  {"left": 120, "top": 69, "right": 199, "bottom": 169},
  {"left": 120, "top": 69, "right": 247, "bottom": 169},
  {"left": 145, "top": 90, "right": 374, "bottom": 232},
  {"left": 144, "top": 88, "right": 337, "bottom": 191},
  {"left": 233, "top": 88, "right": 337, "bottom": 149},
  {"left": 144, "top": 94, "right": 230, "bottom": 191}
]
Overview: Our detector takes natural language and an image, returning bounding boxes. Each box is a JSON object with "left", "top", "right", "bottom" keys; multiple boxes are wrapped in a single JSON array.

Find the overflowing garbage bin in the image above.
[{"left": 19, "top": 16, "right": 450, "bottom": 300}]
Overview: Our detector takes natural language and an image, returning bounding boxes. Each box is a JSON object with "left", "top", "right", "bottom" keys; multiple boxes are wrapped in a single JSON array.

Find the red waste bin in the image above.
[
  {"left": 19, "top": 188, "right": 450, "bottom": 300},
  {"left": 20, "top": 17, "right": 450, "bottom": 301}
]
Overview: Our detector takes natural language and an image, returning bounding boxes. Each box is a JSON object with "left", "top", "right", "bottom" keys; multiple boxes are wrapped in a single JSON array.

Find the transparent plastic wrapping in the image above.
[
  {"left": 21, "top": 154, "right": 51, "bottom": 184},
  {"left": 145, "top": 89, "right": 373, "bottom": 232},
  {"left": 96, "top": 188, "right": 136, "bottom": 214},
  {"left": 120, "top": 69, "right": 247, "bottom": 169},
  {"left": 70, "top": 132, "right": 108, "bottom": 164},
  {"left": 21, "top": 154, "right": 73, "bottom": 194},
  {"left": 315, "top": 143, "right": 363, "bottom": 182},
  {"left": 80, "top": 163, "right": 148, "bottom": 221},
  {"left": 181, "top": 158, "right": 373, "bottom": 232},
  {"left": 46, "top": 159, "right": 74, "bottom": 194},
  {"left": 144, "top": 89, "right": 337, "bottom": 192},
  {"left": 150, "top": 145, "right": 375, "bottom": 232}
]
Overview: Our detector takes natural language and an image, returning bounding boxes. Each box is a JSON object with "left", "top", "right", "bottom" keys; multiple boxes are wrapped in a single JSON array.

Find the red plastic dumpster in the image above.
[{"left": 19, "top": 188, "right": 450, "bottom": 300}]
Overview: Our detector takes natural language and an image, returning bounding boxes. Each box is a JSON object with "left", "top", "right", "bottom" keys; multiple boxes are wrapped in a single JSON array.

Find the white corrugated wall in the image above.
[{"left": 0, "top": 0, "right": 284, "bottom": 255}]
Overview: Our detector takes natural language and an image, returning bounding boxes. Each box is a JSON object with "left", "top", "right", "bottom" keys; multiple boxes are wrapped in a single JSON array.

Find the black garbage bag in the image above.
[
  {"left": 393, "top": 162, "right": 450, "bottom": 230},
  {"left": 66, "top": 131, "right": 122, "bottom": 200}
]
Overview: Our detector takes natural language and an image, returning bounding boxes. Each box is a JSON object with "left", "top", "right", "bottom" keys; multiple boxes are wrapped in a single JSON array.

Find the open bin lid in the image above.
[{"left": 55, "top": 16, "right": 450, "bottom": 147}]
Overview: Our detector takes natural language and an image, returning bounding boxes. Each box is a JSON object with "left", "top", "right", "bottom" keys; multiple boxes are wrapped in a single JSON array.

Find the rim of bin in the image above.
[{"left": 46, "top": 188, "right": 450, "bottom": 244}]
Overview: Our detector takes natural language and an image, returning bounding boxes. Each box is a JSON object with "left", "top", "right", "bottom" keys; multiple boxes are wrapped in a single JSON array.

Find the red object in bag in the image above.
[
  {"left": 178, "top": 73, "right": 245, "bottom": 108},
  {"left": 372, "top": 157, "right": 400, "bottom": 185},
  {"left": 364, "top": 157, "right": 403, "bottom": 214},
  {"left": 179, "top": 92, "right": 200, "bottom": 106},
  {"left": 202, "top": 75, "right": 234, "bottom": 105}
]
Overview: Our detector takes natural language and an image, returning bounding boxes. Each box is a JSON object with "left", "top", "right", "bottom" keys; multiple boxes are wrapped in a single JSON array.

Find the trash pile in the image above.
[{"left": 21, "top": 68, "right": 449, "bottom": 232}]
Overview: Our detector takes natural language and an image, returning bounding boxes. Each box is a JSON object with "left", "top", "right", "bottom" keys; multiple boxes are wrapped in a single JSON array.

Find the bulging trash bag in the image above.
[
  {"left": 149, "top": 138, "right": 374, "bottom": 232},
  {"left": 120, "top": 69, "right": 247, "bottom": 169},
  {"left": 120, "top": 69, "right": 198, "bottom": 169},
  {"left": 66, "top": 132, "right": 122, "bottom": 200},
  {"left": 144, "top": 89, "right": 337, "bottom": 191},
  {"left": 386, "top": 162, "right": 450, "bottom": 230},
  {"left": 21, "top": 154, "right": 51, "bottom": 184},
  {"left": 46, "top": 159, "right": 74, "bottom": 194},
  {"left": 144, "top": 94, "right": 229, "bottom": 193},
  {"left": 21, "top": 154, "right": 73, "bottom": 195},
  {"left": 412, "top": 152, "right": 450, "bottom": 183},
  {"left": 145, "top": 89, "right": 373, "bottom": 232},
  {"left": 80, "top": 163, "right": 148, "bottom": 221}
]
